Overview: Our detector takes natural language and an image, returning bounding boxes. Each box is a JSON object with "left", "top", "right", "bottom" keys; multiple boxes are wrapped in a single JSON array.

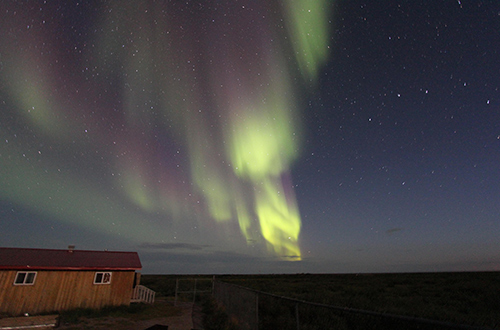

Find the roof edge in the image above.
[{"left": 0, "top": 266, "right": 141, "bottom": 271}]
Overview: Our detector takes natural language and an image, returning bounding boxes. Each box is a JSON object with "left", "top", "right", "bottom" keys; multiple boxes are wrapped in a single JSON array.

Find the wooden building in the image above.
[{"left": 0, "top": 247, "right": 143, "bottom": 316}]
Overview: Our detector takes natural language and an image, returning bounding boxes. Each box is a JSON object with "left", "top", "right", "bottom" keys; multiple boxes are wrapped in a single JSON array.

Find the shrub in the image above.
[{"left": 202, "top": 297, "right": 239, "bottom": 330}]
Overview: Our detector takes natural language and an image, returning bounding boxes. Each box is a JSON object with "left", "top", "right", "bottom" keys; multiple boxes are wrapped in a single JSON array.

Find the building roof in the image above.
[{"left": 0, "top": 247, "right": 142, "bottom": 271}]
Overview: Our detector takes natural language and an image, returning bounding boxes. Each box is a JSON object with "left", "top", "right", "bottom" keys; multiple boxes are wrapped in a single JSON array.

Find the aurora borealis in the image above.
[
  {"left": 1, "top": 0, "right": 329, "bottom": 264},
  {"left": 1, "top": 1, "right": 500, "bottom": 274}
]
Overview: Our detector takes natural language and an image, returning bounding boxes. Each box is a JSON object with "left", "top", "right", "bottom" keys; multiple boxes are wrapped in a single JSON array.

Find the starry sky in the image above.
[{"left": 1, "top": 0, "right": 499, "bottom": 274}]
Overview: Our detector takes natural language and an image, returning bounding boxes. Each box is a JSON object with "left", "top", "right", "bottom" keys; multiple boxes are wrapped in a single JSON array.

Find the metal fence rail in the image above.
[{"left": 213, "top": 280, "right": 495, "bottom": 330}]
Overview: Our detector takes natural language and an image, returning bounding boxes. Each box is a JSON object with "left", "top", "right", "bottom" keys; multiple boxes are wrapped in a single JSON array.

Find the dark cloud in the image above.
[
  {"left": 282, "top": 255, "right": 301, "bottom": 260},
  {"left": 139, "top": 242, "right": 211, "bottom": 251},
  {"left": 386, "top": 228, "right": 403, "bottom": 236}
]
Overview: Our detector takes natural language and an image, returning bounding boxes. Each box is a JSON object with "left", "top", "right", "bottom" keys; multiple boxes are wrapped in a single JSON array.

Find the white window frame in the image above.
[
  {"left": 14, "top": 271, "right": 37, "bottom": 285},
  {"left": 94, "top": 272, "right": 112, "bottom": 284}
]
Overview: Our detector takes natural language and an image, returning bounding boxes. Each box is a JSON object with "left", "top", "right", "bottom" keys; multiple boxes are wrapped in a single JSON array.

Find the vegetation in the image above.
[
  {"left": 215, "top": 272, "right": 500, "bottom": 329},
  {"left": 136, "top": 272, "right": 500, "bottom": 329},
  {"left": 201, "top": 297, "right": 239, "bottom": 330},
  {"left": 58, "top": 300, "right": 182, "bottom": 326}
]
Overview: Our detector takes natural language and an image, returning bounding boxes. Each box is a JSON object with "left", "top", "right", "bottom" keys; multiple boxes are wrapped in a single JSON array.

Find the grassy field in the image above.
[
  {"left": 57, "top": 298, "right": 185, "bottom": 329},
  {"left": 142, "top": 272, "right": 499, "bottom": 329}
]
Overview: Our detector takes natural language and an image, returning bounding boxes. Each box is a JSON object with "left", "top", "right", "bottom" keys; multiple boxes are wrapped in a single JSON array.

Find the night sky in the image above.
[{"left": 1, "top": 1, "right": 499, "bottom": 274}]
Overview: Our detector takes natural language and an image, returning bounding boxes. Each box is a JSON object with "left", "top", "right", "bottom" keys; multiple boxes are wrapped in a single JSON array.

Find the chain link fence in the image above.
[
  {"left": 213, "top": 280, "right": 259, "bottom": 330},
  {"left": 213, "top": 280, "right": 495, "bottom": 330},
  {"left": 174, "top": 277, "right": 214, "bottom": 305}
]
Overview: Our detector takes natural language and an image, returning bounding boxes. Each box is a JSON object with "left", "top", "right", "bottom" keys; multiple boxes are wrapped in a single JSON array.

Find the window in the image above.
[
  {"left": 14, "top": 272, "right": 37, "bottom": 285},
  {"left": 94, "top": 272, "right": 112, "bottom": 284}
]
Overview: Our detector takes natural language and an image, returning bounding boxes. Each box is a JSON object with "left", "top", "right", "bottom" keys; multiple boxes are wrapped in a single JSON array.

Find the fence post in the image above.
[
  {"left": 175, "top": 279, "right": 179, "bottom": 306},
  {"left": 295, "top": 303, "right": 300, "bottom": 330},
  {"left": 256, "top": 293, "right": 259, "bottom": 330},
  {"left": 193, "top": 279, "right": 198, "bottom": 303},
  {"left": 212, "top": 275, "right": 215, "bottom": 296}
]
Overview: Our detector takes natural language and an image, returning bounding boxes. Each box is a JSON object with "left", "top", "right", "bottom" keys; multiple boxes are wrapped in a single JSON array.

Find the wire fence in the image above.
[
  {"left": 213, "top": 280, "right": 495, "bottom": 330},
  {"left": 174, "top": 277, "right": 214, "bottom": 306}
]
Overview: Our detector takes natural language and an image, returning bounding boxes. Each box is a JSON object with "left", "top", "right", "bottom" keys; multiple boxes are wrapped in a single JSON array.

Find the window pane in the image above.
[
  {"left": 26, "top": 272, "right": 36, "bottom": 284},
  {"left": 95, "top": 273, "right": 103, "bottom": 283},
  {"left": 103, "top": 272, "right": 111, "bottom": 283},
  {"left": 15, "top": 272, "right": 26, "bottom": 284}
]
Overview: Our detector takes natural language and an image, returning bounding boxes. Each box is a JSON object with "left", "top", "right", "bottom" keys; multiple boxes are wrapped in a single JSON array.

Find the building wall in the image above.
[{"left": 0, "top": 270, "right": 135, "bottom": 316}]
